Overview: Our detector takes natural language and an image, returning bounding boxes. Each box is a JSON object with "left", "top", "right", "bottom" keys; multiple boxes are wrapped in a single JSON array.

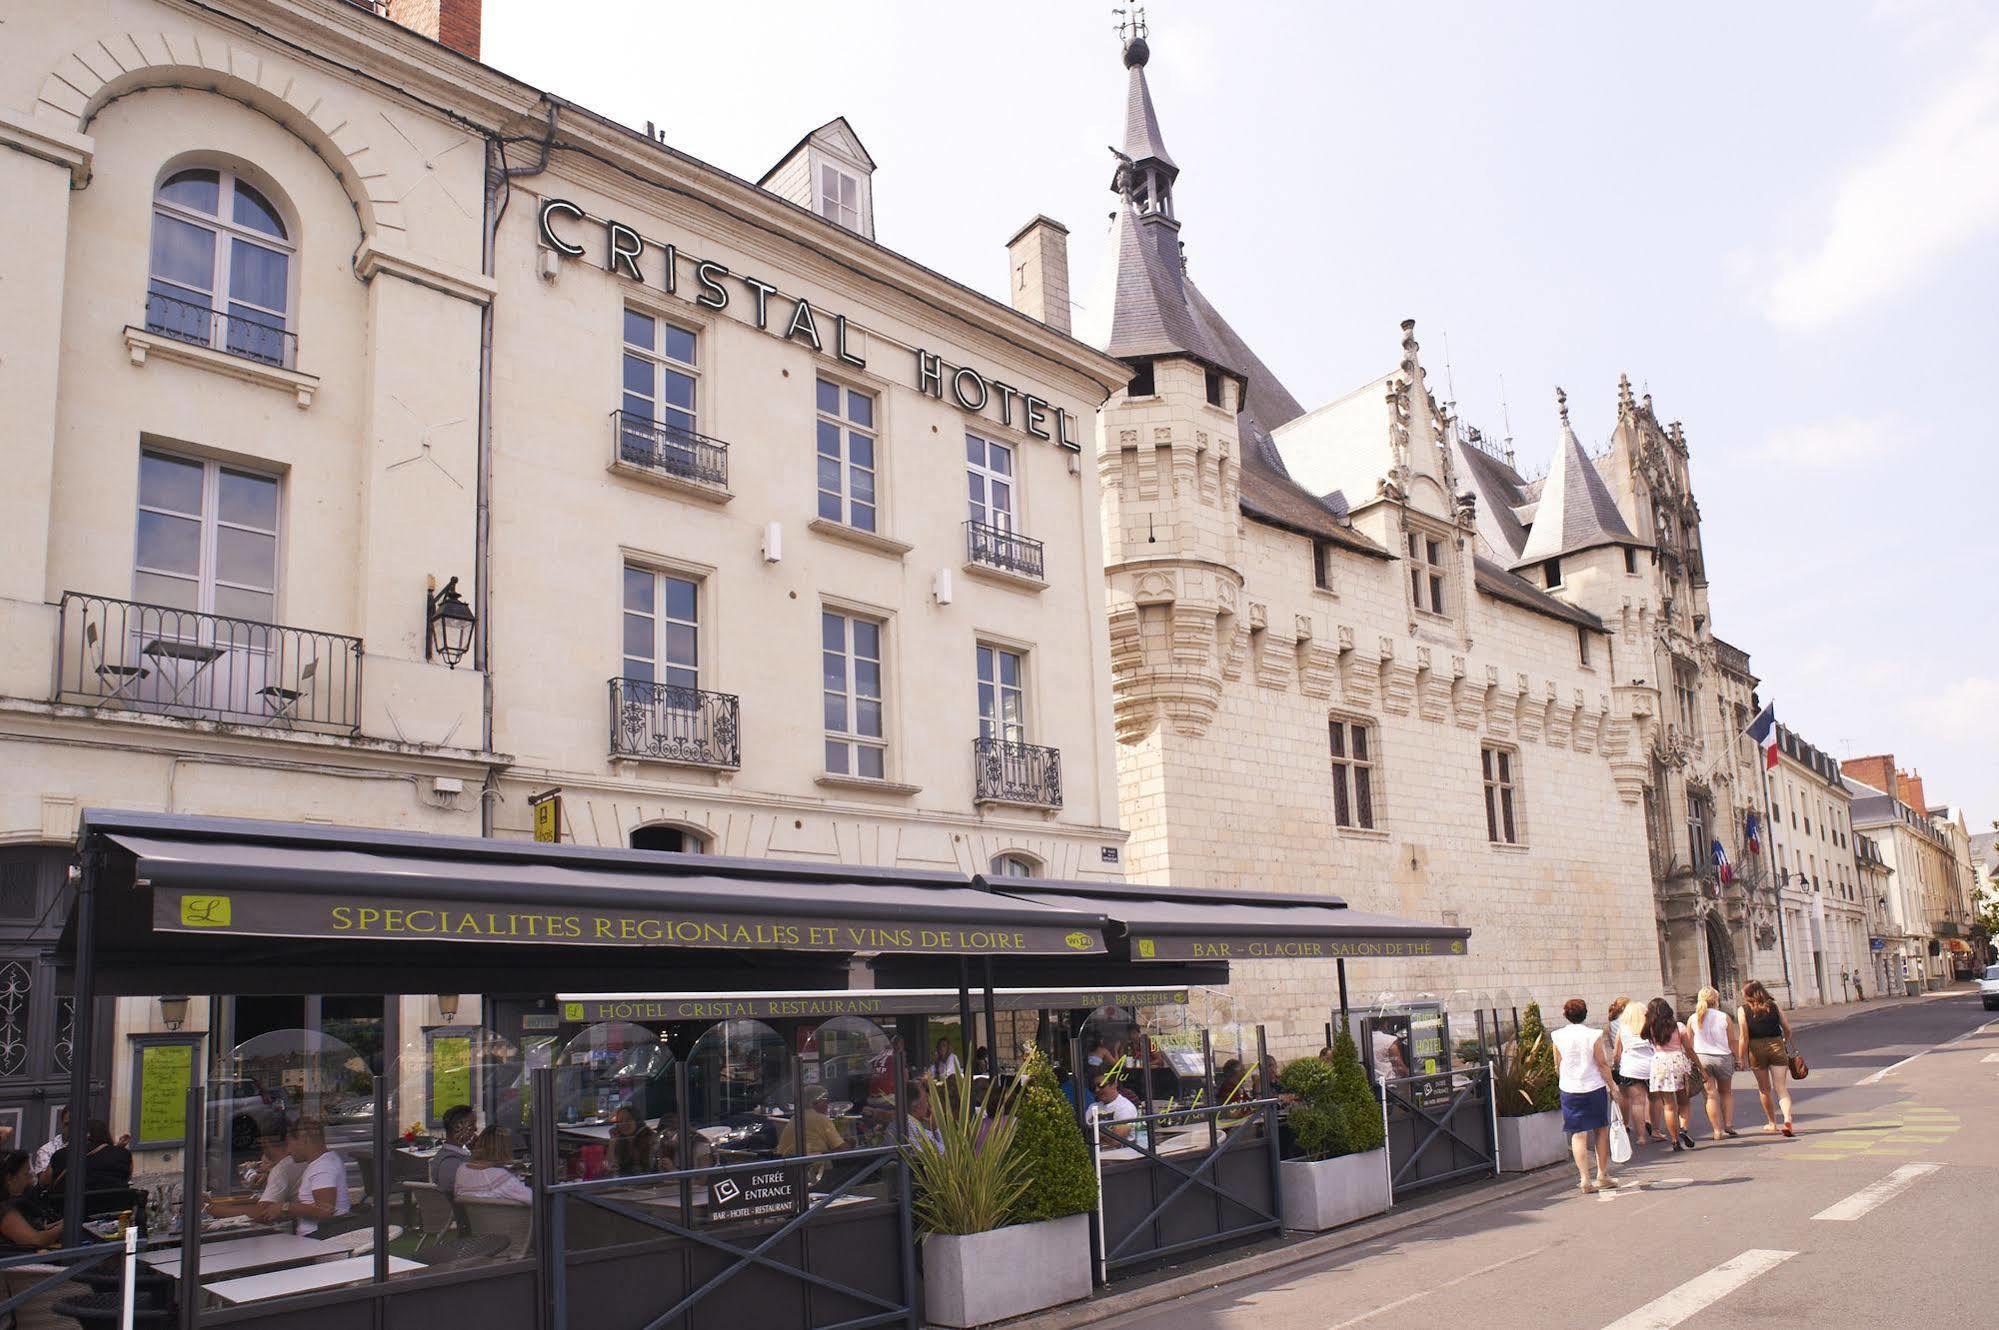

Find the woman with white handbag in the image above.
[{"left": 1550, "top": 997, "right": 1621, "bottom": 1195}]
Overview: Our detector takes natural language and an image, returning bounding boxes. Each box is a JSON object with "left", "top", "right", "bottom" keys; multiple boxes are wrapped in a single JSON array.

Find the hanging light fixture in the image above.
[
  {"left": 425, "top": 576, "right": 476, "bottom": 668},
  {"left": 436, "top": 994, "right": 461, "bottom": 1023},
  {"left": 159, "top": 995, "right": 190, "bottom": 1031}
]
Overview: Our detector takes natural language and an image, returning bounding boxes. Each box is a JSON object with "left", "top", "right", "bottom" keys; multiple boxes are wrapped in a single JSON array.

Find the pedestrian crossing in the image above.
[{"left": 1781, "top": 1104, "right": 1961, "bottom": 1161}]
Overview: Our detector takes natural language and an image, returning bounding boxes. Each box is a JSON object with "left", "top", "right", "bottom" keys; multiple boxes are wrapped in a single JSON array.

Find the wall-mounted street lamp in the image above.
[
  {"left": 425, "top": 576, "right": 476, "bottom": 668},
  {"left": 159, "top": 995, "right": 190, "bottom": 1031},
  {"left": 436, "top": 994, "right": 461, "bottom": 1024}
]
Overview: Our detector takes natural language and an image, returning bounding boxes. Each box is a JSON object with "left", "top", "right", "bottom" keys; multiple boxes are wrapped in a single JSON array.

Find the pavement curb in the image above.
[{"left": 995, "top": 1166, "right": 1572, "bottom": 1330}]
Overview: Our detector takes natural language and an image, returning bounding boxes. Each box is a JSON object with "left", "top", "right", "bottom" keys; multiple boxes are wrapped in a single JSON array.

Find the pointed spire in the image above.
[
  {"left": 1515, "top": 387, "right": 1638, "bottom": 567},
  {"left": 1121, "top": 33, "right": 1177, "bottom": 176}
]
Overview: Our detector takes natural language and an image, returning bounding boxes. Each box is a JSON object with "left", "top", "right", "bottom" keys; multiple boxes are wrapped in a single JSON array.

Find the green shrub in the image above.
[
  {"left": 1007, "top": 1049, "right": 1098, "bottom": 1224},
  {"left": 1516, "top": 1002, "right": 1561, "bottom": 1113},
  {"left": 1280, "top": 1030, "right": 1382, "bottom": 1160}
]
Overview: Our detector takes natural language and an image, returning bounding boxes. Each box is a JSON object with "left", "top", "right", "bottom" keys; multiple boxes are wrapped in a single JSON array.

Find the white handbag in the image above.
[{"left": 1609, "top": 1103, "right": 1633, "bottom": 1164}]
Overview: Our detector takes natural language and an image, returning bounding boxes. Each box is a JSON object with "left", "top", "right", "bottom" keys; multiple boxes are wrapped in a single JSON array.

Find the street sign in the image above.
[{"left": 530, "top": 789, "right": 562, "bottom": 843}]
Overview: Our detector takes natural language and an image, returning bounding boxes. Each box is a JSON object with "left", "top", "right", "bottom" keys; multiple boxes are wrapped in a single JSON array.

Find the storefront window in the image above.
[{"left": 685, "top": 1019, "right": 789, "bottom": 1158}]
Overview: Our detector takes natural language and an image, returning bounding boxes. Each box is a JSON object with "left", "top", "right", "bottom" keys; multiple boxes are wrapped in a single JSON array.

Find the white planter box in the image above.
[
  {"left": 1496, "top": 1109, "right": 1567, "bottom": 1172},
  {"left": 923, "top": 1212, "right": 1092, "bottom": 1327},
  {"left": 1278, "top": 1148, "right": 1390, "bottom": 1232}
]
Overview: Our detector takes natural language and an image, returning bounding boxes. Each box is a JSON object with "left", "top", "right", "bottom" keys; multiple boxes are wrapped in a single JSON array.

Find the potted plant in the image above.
[
  {"left": 1493, "top": 1001, "right": 1566, "bottom": 1171},
  {"left": 1276, "top": 1028, "right": 1391, "bottom": 1231},
  {"left": 913, "top": 1050, "right": 1096, "bottom": 1328}
]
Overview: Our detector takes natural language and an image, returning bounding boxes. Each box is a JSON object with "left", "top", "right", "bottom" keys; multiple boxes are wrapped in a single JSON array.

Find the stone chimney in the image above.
[
  {"left": 386, "top": 0, "right": 483, "bottom": 60},
  {"left": 1842, "top": 754, "right": 1896, "bottom": 798},
  {"left": 1005, "top": 216, "right": 1072, "bottom": 335},
  {"left": 1901, "top": 768, "right": 1929, "bottom": 816}
]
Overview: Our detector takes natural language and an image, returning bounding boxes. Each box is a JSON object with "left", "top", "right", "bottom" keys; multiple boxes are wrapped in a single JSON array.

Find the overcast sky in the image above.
[{"left": 486, "top": 0, "right": 1999, "bottom": 825}]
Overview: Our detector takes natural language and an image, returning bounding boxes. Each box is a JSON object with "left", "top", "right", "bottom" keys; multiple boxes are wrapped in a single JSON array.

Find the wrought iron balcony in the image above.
[
  {"left": 610, "top": 677, "right": 740, "bottom": 769},
  {"left": 56, "top": 592, "right": 361, "bottom": 734},
  {"left": 973, "top": 736, "right": 1062, "bottom": 809},
  {"left": 144, "top": 290, "right": 296, "bottom": 369},
  {"left": 965, "top": 519, "right": 1045, "bottom": 581},
  {"left": 612, "top": 410, "right": 730, "bottom": 490}
]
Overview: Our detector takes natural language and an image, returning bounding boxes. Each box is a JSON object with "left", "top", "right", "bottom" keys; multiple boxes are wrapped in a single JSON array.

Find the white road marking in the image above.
[
  {"left": 1323, "top": 1244, "right": 1551, "bottom": 1329},
  {"left": 1596, "top": 1176, "right": 1693, "bottom": 1202},
  {"left": 1981, "top": 1052, "right": 1999, "bottom": 1064},
  {"left": 1857, "top": 1019, "right": 1995, "bottom": 1084},
  {"left": 1600, "top": 1249, "right": 1797, "bottom": 1329},
  {"left": 1811, "top": 1163, "right": 1941, "bottom": 1221}
]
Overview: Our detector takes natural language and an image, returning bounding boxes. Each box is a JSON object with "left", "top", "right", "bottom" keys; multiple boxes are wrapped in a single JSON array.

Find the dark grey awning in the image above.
[
  {"left": 105, "top": 829, "right": 1108, "bottom": 959},
  {"left": 985, "top": 877, "right": 1469, "bottom": 963},
  {"left": 554, "top": 986, "right": 1191, "bottom": 1024}
]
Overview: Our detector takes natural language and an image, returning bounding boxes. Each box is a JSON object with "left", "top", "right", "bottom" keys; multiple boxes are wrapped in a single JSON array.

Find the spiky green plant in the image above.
[
  {"left": 905, "top": 1069, "right": 1030, "bottom": 1236},
  {"left": 1516, "top": 1001, "right": 1561, "bottom": 1113}
]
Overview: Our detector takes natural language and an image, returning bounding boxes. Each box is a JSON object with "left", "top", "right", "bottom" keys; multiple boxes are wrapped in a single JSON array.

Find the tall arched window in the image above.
[{"left": 147, "top": 167, "right": 294, "bottom": 367}]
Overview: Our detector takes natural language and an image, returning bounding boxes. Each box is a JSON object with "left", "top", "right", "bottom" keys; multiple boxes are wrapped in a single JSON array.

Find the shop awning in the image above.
[
  {"left": 983, "top": 876, "right": 1470, "bottom": 962},
  {"left": 553, "top": 985, "right": 1192, "bottom": 1024}
]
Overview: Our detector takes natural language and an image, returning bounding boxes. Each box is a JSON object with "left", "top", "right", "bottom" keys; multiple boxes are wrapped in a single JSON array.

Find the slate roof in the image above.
[
  {"left": 1474, "top": 556, "right": 1605, "bottom": 632},
  {"left": 1449, "top": 435, "right": 1533, "bottom": 562},
  {"left": 1121, "top": 42, "right": 1177, "bottom": 173},
  {"left": 1103, "top": 204, "right": 1244, "bottom": 375},
  {"left": 754, "top": 115, "right": 877, "bottom": 187},
  {"left": 1516, "top": 406, "right": 1638, "bottom": 566}
]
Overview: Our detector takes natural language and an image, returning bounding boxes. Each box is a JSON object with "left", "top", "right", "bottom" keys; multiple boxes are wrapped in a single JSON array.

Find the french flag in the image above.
[{"left": 1746, "top": 702, "right": 1779, "bottom": 771}]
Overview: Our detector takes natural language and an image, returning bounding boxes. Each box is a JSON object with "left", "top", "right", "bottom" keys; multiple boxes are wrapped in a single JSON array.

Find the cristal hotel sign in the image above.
[{"left": 539, "top": 199, "right": 1083, "bottom": 449}]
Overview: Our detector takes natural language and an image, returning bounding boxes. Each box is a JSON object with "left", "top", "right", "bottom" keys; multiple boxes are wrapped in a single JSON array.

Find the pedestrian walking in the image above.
[
  {"left": 1550, "top": 997, "right": 1619, "bottom": 1194},
  {"left": 1688, "top": 985, "right": 1739, "bottom": 1141},
  {"left": 1737, "top": 980, "right": 1796, "bottom": 1136},
  {"left": 1611, "top": 998, "right": 1661, "bottom": 1145},
  {"left": 1644, "top": 998, "right": 1696, "bottom": 1150}
]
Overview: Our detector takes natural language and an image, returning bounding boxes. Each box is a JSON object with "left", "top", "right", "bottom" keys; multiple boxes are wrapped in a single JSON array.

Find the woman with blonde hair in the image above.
[
  {"left": 1611, "top": 997, "right": 1661, "bottom": 1145},
  {"left": 1688, "top": 985, "right": 1739, "bottom": 1140},
  {"left": 1737, "top": 980, "right": 1796, "bottom": 1136}
]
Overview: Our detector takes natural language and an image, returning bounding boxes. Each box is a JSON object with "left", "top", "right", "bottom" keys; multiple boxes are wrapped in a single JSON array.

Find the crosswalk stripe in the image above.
[
  {"left": 1812, "top": 1163, "right": 1941, "bottom": 1221},
  {"left": 1600, "top": 1250, "right": 1797, "bottom": 1329}
]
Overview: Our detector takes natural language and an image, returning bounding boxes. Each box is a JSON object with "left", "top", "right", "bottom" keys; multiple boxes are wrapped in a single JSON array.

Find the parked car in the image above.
[
  {"left": 1979, "top": 964, "right": 1999, "bottom": 1011},
  {"left": 209, "top": 1077, "right": 288, "bottom": 1153}
]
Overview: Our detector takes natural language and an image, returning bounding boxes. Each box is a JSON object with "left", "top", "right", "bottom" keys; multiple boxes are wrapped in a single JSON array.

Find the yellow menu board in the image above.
[
  {"left": 137, "top": 1042, "right": 195, "bottom": 1144},
  {"left": 432, "top": 1035, "right": 472, "bottom": 1120}
]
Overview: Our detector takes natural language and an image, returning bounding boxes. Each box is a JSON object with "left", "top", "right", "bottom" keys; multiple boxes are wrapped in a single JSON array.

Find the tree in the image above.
[
  {"left": 1007, "top": 1048, "right": 1098, "bottom": 1224},
  {"left": 1280, "top": 1027, "right": 1384, "bottom": 1159}
]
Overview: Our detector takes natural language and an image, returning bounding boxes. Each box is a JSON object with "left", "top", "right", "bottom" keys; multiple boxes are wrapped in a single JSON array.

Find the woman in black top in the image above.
[
  {"left": 46, "top": 1118, "right": 134, "bottom": 1194},
  {"left": 1735, "top": 981, "right": 1796, "bottom": 1136},
  {"left": 0, "top": 1151, "right": 62, "bottom": 1253}
]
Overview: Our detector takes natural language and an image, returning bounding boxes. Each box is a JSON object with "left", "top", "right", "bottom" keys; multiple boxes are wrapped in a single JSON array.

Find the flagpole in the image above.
[{"left": 1757, "top": 719, "right": 1795, "bottom": 996}]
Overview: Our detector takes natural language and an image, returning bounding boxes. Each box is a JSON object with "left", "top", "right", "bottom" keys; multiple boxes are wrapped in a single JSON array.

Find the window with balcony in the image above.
[
  {"left": 822, "top": 610, "right": 886, "bottom": 779},
  {"left": 965, "top": 433, "right": 1044, "bottom": 581},
  {"left": 974, "top": 643, "right": 1060, "bottom": 808},
  {"left": 613, "top": 565, "right": 737, "bottom": 767},
  {"left": 1328, "top": 717, "right": 1377, "bottom": 830},
  {"left": 816, "top": 380, "right": 877, "bottom": 533},
  {"left": 147, "top": 167, "right": 294, "bottom": 368},
  {"left": 1482, "top": 745, "right": 1521, "bottom": 845},
  {"left": 616, "top": 310, "right": 726, "bottom": 490}
]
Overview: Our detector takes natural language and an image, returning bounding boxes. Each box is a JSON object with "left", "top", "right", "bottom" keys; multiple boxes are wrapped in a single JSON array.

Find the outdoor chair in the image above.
[
  {"left": 311, "top": 1208, "right": 377, "bottom": 1240},
  {"left": 412, "top": 1234, "right": 509, "bottom": 1269},
  {"left": 0, "top": 1265, "right": 92, "bottom": 1330},
  {"left": 460, "top": 1201, "right": 532, "bottom": 1258},
  {"left": 257, "top": 657, "right": 316, "bottom": 727},
  {"left": 82, "top": 621, "right": 149, "bottom": 708},
  {"left": 75, "top": 1261, "right": 176, "bottom": 1309},
  {"left": 48, "top": 1291, "right": 173, "bottom": 1327},
  {"left": 405, "top": 1181, "right": 458, "bottom": 1245},
  {"left": 316, "top": 1224, "right": 401, "bottom": 1258}
]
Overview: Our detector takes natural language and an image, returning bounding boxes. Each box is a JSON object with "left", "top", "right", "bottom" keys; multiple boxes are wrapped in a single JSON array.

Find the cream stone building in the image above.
[
  {"left": 1766, "top": 725, "right": 1865, "bottom": 1006},
  {"left": 1843, "top": 758, "right": 1964, "bottom": 992},
  {"left": 1033, "top": 33, "right": 1666, "bottom": 1052},
  {"left": 0, "top": 0, "right": 1128, "bottom": 1160}
]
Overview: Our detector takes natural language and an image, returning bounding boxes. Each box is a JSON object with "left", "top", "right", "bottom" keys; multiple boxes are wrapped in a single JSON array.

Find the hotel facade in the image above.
[{"left": 0, "top": 0, "right": 1130, "bottom": 1160}]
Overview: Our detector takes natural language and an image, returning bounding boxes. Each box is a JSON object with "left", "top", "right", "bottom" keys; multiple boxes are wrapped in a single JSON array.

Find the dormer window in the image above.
[
  {"left": 819, "top": 164, "right": 862, "bottom": 232},
  {"left": 1406, "top": 528, "right": 1449, "bottom": 617}
]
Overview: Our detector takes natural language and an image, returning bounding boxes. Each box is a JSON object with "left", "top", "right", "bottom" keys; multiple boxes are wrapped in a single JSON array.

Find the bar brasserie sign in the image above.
[
  {"left": 538, "top": 197, "right": 1082, "bottom": 449},
  {"left": 154, "top": 887, "right": 1104, "bottom": 957}
]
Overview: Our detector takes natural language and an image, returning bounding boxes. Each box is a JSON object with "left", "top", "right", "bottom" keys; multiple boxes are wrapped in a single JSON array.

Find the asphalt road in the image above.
[{"left": 1093, "top": 992, "right": 1996, "bottom": 1330}]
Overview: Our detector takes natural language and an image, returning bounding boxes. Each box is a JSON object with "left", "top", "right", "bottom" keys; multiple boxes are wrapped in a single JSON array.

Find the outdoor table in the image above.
[
  {"left": 145, "top": 1233, "right": 342, "bottom": 1280},
  {"left": 203, "top": 1254, "right": 422, "bottom": 1305},
  {"left": 140, "top": 637, "right": 225, "bottom": 708}
]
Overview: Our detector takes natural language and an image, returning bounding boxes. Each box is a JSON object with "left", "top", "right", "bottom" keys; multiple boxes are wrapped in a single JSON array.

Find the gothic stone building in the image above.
[{"left": 1065, "top": 34, "right": 1666, "bottom": 1049}]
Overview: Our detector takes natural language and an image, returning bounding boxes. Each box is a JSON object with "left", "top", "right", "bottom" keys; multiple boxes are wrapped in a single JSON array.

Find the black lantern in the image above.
[{"left": 425, "top": 576, "right": 476, "bottom": 668}]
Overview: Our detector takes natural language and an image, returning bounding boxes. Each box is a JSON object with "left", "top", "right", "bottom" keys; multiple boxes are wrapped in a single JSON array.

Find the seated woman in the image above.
[
  {"left": 605, "top": 1104, "right": 658, "bottom": 1177},
  {"left": 0, "top": 1152, "right": 61, "bottom": 1253},
  {"left": 46, "top": 1118, "right": 134, "bottom": 1197},
  {"left": 454, "top": 1126, "right": 531, "bottom": 1205}
]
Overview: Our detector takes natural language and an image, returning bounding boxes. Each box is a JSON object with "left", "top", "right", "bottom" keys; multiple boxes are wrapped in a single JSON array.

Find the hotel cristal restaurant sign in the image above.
[{"left": 539, "top": 198, "right": 1083, "bottom": 449}]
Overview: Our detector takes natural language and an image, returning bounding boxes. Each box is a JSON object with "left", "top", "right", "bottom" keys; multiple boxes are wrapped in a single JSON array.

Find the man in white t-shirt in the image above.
[
  {"left": 273, "top": 1117, "right": 349, "bottom": 1236},
  {"left": 1086, "top": 1077, "right": 1139, "bottom": 1145},
  {"left": 1549, "top": 998, "right": 1618, "bottom": 1194},
  {"left": 208, "top": 1127, "right": 301, "bottom": 1219},
  {"left": 1370, "top": 1029, "right": 1407, "bottom": 1084}
]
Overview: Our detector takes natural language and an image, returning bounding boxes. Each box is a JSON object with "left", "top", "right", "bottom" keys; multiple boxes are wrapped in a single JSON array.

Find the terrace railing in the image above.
[
  {"left": 609, "top": 677, "right": 741, "bottom": 768},
  {"left": 56, "top": 592, "right": 362, "bottom": 734},
  {"left": 965, "top": 519, "right": 1045, "bottom": 581},
  {"left": 973, "top": 736, "right": 1062, "bottom": 808},
  {"left": 144, "top": 290, "right": 296, "bottom": 369},
  {"left": 612, "top": 410, "right": 730, "bottom": 490}
]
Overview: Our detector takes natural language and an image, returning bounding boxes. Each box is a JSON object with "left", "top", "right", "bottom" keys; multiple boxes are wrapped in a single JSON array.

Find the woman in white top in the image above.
[
  {"left": 454, "top": 1125, "right": 531, "bottom": 1206},
  {"left": 1612, "top": 1000, "right": 1661, "bottom": 1146},
  {"left": 1548, "top": 997, "right": 1619, "bottom": 1194},
  {"left": 1687, "top": 985, "right": 1739, "bottom": 1141},
  {"left": 929, "top": 1038, "right": 962, "bottom": 1081}
]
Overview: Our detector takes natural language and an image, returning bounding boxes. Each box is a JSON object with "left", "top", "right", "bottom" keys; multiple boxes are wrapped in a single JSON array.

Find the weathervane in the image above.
[{"left": 1113, "top": 6, "right": 1147, "bottom": 41}]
